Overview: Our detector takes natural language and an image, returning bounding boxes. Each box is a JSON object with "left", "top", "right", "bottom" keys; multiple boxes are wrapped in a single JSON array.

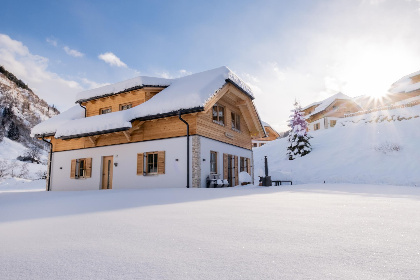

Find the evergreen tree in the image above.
[
  {"left": 7, "top": 121, "right": 20, "bottom": 141},
  {"left": 287, "top": 101, "right": 312, "bottom": 160}
]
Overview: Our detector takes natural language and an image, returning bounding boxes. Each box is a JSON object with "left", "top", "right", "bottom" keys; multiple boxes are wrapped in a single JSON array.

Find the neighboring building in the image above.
[
  {"left": 32, "top": 67, "right": 266, "bottom": 191},
  {"left": 302, "top": 92, "right": 362, "bottom": 131},
  {"left": 387, "top": 70, "right": 420, "bottom": 103},
  {"left": 252, "top": 121, "right": 280, "bottom": 148}
]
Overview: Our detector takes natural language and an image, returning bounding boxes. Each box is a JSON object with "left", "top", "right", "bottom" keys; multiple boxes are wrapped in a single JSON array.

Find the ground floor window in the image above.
[
  {"left": 240, "top": 157, "right": 249, "bottom": 173},
  {"left": 70, "top": 158, "right": 92, "bottom": 179},
  {"left": 147, "top": 152, "right": 158, "bottom": 174},
  {"left": 330, "top": 120, "right": 337, "bottom": 127},
  {"left": 137, "top": 151, "right": 165, "bottom": 176},
  {"left": 314, "top": 123, "right": 320, "bottom": 130},
  {"left": 210, "top": 151, "right": 217, "bottom": 174}
]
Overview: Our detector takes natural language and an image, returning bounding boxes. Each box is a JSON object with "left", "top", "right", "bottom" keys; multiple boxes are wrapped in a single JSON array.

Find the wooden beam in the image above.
[
  {"left": 88, "top": 136, "right": 99, "bottom": 146},
  {"left": 123, "top": 131, "right": 131, "bottom": 142},
  {"left": 204, "top": 84, "right": 231, "bottom": 113},
  {"left": 128, "top": 121, "right": 145, "bottom": 135}
]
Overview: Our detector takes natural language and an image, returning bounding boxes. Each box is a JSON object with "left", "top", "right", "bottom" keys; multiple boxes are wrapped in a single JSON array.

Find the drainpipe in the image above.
[
  {"left": 78, "top": 103, "right": 86, "bottom": 117},
  {"left": 178, "top": 111, "right": 190, "bottom": 188},
  {"left": 41, "top": 136, "right": 53, "bottom": 191}
]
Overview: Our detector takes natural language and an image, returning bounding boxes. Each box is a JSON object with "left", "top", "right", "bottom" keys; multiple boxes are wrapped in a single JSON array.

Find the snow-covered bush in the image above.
[
  {"left": 374, "top": 142, "right": 401, "bottom": 154},
  {"left": 239, "top": 171, "right": 252, "bottom": 185},
  {"left": 287, "top": 101, "right": 312, "bottom": 160}
]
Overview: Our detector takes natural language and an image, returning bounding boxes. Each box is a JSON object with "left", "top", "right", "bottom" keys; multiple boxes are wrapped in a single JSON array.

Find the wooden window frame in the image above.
[
  {"left": 212, "top": 104, "right": 225, "bottom": 126},
  {"left": 231, "top": 112, "right": 241, "bottom": 132},
  {"left": 119, "top": 103, "right": 132, "bottom": 111},
  {"left": 100, "top": 107, "right": 112, "bottom": 115},
  {"left": 330, "top": 120, "right": 337, "bottom": 127},
  {"left": 314, "top": 123, "right": 320, "bottom": 130},
  {"left": 146, "top": 152, "right": 158, "bottom": 174},
  {"left": 210, "top": 151, "right": 218, "bottom": 174}
]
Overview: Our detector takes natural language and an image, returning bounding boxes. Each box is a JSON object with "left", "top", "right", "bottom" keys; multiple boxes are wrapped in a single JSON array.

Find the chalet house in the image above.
[
  {"left": 252, "top": 121, "right": 280, "bottom": 148},
  {"left": 32, "top": 67, "right": 266, "bottom": 191},
  {"left": 302, "top": 92, "right": 362, "bottom": 131}
]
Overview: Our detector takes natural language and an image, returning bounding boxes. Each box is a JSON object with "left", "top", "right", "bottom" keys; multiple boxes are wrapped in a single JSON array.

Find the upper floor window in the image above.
[
  {"left": 231, "top": 112, "right": 241, "bottom": 131},
  {"left": 100, "top": 107, "right": 112, "bottom": 115},
  {"left": 120, "top": 103, "right": 132, "bottom": 111},
  {"left": 212, "top": 104, "right": 224, "bottom": 125}
]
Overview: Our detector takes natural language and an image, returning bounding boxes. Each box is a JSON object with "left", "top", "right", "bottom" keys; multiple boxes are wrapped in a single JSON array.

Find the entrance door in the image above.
[{"left": 102, "top": 156, "right": 113, "bottom": 189}]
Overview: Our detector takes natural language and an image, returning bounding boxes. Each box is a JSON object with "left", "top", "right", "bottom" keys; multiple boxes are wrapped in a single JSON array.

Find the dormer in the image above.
[{"left": 75, "top": 76, "right": 172, "bottom": 117}]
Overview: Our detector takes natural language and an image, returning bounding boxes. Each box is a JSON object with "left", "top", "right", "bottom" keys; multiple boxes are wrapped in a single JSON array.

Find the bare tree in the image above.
[
  {"left": 0, "top": 160, "right": 8, "bottom": 178},
  {"left": 18, "top": 163, "right": 29, "bottom": 179}
]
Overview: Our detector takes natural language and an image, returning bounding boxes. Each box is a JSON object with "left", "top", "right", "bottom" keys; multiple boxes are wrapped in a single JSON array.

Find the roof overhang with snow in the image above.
[{"left": 32, "top": 66, "right": 263, "bottom": 139}]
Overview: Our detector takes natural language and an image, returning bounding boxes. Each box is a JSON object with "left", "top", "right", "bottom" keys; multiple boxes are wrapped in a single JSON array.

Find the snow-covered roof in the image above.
[
  {"left": 31, "top": 105, "right": 85, "bottom": 137},
  {"left": 32, "top": 66, "right": 256, "bottom": 138},
  {"left": 76, "top": 76, "right": 172, "bottom": 103},
  {"left": 304, "top": 92, "right": 352, "bottom": 118},
  {"left": 389, "top": 70, "right": 420, "bottom": 94}
]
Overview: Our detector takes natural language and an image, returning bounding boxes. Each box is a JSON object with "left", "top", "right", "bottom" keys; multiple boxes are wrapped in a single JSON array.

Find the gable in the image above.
[{"left": 203, "top": 83, "right": 265, "bottom": 138}]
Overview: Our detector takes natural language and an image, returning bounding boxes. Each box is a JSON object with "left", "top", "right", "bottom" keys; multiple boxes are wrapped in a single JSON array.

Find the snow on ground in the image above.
[
  {"left": 0, "top": 184, "right": 420, "bottom": 279},
  {"left": 254, "top": 106, "right": 420, "bottom": 186},
  {"left": 0, "top": 178, "right": 45, "bottom": 192}
]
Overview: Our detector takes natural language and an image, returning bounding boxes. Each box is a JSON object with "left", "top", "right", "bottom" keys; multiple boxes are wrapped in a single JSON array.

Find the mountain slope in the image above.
[{"left": 0, "top": 66, "right": 59, "bottom": 148}]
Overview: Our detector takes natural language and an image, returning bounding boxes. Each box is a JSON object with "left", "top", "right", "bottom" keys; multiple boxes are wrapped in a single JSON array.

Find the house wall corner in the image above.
[{"left": 192, "top": 135, "right": 201, "bottom": 188}]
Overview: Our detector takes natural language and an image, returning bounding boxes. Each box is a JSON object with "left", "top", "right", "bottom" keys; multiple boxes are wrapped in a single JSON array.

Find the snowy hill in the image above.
[
  {"left": 0, "top": 66, "right": 59, "bottom": 183},
  {"left": 254, "top": 105, "right": 420, "bottom": 186}
]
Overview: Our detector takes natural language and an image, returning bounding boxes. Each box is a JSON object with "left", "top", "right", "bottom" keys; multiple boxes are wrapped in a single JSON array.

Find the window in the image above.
[
  {"left": 314, "top": 123, "right": 320, "bottom": 130},
  {"left": 120, "top": 103, "right": 132, "bottom": 111},
  {"left": 330, "top": 120, "right": 337, "bottom": 127},
  {"left": 253, "top": 143, "right": 258, "bottom": 147},
  {"left": 210, "top": 151, "right": 217, "bottom": 174},
  {"left": 240, "top": 157, "right": 248, "bottom": 173},
  {"left": 231, "top": 112, "right": 241, "bottom": 131},
  {"left": 212, "top": 104, "right": 225, "bottom": 125},
  {"left": 100, "top": 107, "right": 112, "bottom": 115},
  {"left": 147, "top": 152, "right": 158, "bottom": 174},
  {"left": 137, "top": 151, "right": 165, "bottom": 176},
  {"left": 70, "top": 158, "right": 92, "bottom": 179}
]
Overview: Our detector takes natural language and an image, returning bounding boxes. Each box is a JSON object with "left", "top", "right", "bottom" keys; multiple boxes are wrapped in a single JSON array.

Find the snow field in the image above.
[
  {"left": 1, "top": 184, "right": 420, "bottom": 279},
  {"left": 254, "top": 106, "right": 420, "bottom": 186}
]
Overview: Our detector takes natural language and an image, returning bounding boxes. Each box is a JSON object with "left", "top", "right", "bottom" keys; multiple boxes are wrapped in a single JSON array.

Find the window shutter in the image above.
[
  {"left": 137, "top": 153, "right": 144, "bottom": 175},
  {"left": 70, "top": 159, "right": 76, "bottom": 179},
  {"left": 223, "top": 153, "right": 228, "bottom": 179},
  {"left": 234, "top": 156, "right": 239, "bottom": 186},
  {"left": 158, "top": 151, "right": 165, "bottom": 174},
  {"left": 247, "top": 157, "right": 251, "bottom": 174},
  {"left": 85, "top": 158, "right": 92, "bottom": 178}
]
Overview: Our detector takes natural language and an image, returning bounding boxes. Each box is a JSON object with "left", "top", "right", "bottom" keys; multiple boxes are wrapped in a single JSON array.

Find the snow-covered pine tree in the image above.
[{"left": 287, "top": 101, "right": 312, "bottom": 160}]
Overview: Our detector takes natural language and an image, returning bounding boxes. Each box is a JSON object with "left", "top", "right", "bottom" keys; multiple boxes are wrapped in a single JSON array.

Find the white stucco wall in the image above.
[
  {"left": 50, "top": 137, "right": 190, "bottom": 191},
  {"left": 50, "top": 135, "right": 253, "bottom": 191},
  {"left": 199, "top": 136, "right": 253, "bottom": 188}
]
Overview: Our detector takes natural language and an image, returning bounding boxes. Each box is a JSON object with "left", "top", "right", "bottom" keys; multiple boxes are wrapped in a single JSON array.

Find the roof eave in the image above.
[
  {"left": 130, "top": 106, "right": 205, "bottom": 122},
  {"left": 58, "top": 127, "right": 131, "bottom": 140},
  {"left": 225, "top": 79, "right": 254, "bottom": 100}
]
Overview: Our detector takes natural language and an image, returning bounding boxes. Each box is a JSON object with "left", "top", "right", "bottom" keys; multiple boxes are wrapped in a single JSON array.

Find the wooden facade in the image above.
[{"left": 48, "top": 83, "right": 263, "bottom": 153}]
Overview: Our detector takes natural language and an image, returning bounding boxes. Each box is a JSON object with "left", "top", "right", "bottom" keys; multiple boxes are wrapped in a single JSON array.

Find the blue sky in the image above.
[{"left": 1, "top": 0, "right": 420, "bottom": 130}]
